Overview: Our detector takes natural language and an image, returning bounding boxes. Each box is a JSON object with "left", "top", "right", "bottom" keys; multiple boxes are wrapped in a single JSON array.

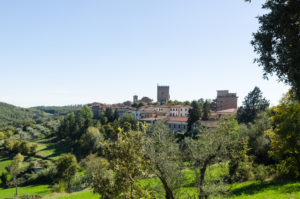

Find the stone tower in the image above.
[
  {"left": 216, "top": 90, "right": 238, "bottom": 111},
  {"left": 133, "top": 95, "right": 138, "bottom": 103},
  {"left": 157, "top": 85, "right": 170, "bottom": 103}
]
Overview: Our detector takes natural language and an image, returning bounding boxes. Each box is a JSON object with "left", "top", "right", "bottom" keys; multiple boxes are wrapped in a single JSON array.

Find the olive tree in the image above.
[
  {"left": 6, "top": 153, "right": 24, "bottom": 196},
  {"left": 145, "top": 121, "right": 183, "bottom": 199},
  {"left": 184, "top": 117, "right": 241, "bottom": 199}
]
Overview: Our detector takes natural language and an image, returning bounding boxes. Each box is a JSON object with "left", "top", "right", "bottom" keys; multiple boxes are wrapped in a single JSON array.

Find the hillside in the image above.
[
  {"left": 0, "top": 102, "right": 50, "bottom": 127},
  {"left": 31, "top": 105, "right": 82, "bottom": 116}
]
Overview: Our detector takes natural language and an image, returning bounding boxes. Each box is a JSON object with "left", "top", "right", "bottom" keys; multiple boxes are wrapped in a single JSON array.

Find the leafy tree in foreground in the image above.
[
  {"left": 55, "top": 153, "right": 78, "bottom": 192},
  {"left": 266, "top": 91, "right": 300, "bottom": 178},
  {"left": 237, "top": 87, "right": 269, "bottom": 124},
  {"left": 240, "top": 113, "right": 271, "bottom": 164},
  {"left": 185, "top": 117, "right": 241, "bottom": 199},
  {"left": 248, "top": 0, "right": 300, "bottom": 99},
  {"left": 6, "top": 153, "right": 24, "bottom": 196},
  {"left": 83, "top": 154, "right": 115, "bottom": 199},
  {"left": 145, "top": 122, "right": 183, "bottom": 199},
  {"left": 101, "top": 130, "right": 150, "bottom": 198}
]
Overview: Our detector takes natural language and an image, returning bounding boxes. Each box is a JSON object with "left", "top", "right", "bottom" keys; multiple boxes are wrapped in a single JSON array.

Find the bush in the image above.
[
  {"left": 253, "top": 164, "right": 270, "bottom": 181},
  {"left": 0, "top": 172, "right": 9, "bottom": 188},
  {"left": 229, "top": 161, "right": 255, "bottom": 182},
  {"left": 51, "top": 181, "right": 65, "bottom": 193}
]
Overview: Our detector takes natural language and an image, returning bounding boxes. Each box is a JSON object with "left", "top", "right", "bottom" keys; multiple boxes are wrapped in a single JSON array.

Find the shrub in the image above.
[
  {"left": 0, "top": 172, "right": 9, "bottom": 188},
  {"left": 51, "top": 181, "right": 65, "bottom": 193},
  {"left": 253, "top": 164, "right": 269, "bottom": 181}
]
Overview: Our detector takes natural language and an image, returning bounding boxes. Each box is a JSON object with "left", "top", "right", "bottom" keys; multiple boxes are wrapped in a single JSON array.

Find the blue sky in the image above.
[{"left": 0, "top": 0, "right": 289, "bottom": 107}]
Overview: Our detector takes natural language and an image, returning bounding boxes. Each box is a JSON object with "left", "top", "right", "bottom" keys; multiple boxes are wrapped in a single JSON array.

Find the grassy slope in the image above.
[
  {"left": 47, "top": 181, "right": 300, "bottom": 199},
  {"left": 0, "top": 156, "right": 11, "bottom": 175},
  {"left": 0, "top": 185, "right": 51, "bottom": 199}
]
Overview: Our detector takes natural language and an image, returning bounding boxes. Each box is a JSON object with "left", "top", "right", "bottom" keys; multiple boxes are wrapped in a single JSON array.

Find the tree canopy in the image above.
[
  {"left": 237, "top": 87, "right": 269, "bottom": 124},
  {"left": 250, "top": 0, "right": 300, "bottom": 99}
]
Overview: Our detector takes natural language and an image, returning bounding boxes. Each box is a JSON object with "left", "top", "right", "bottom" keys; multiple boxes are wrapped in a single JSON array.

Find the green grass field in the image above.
[
  {"left": 0, "top": 178, "right": 300, "bottom": 199},
  {"left": 0, "top": 185, "right": 51, "bottom": 199}
]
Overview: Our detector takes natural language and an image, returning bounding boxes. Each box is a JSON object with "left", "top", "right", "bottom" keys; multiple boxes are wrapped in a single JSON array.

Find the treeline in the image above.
[
  {"left": 0, "top": 102, "right": 50, "bottom": 127},
  {"left": 31, "top": 105, "right": 82, "bottom": 116}
]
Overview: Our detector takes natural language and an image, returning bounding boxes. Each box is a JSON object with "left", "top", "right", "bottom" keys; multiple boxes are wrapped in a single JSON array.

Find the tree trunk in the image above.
[
  {"left": 197, "top": 145, "right": 221, "bottom": 199},
  {"left": 155, "top": 164, "right": 175, "bottom": 199},
  {"left": 198, "top": 160, "right": 208, "bottom": 199},
  {"left": 159, "top": 176, "right": 175, "bottom": 199},
  {"left": 15, "top": 184, "right": 18, "bottom": 196}
]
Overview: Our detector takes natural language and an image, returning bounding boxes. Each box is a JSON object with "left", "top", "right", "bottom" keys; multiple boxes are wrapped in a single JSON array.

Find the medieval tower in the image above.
[{"left": 157, "top": 85, "right": 170, "bottom": 103}]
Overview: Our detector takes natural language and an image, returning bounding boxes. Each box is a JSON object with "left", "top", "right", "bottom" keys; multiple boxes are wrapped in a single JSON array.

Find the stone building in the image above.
[
  {"left": 133, "top": 95, "right": 138, "bottom": 103},
  {"left": 216, "top": 90, "right": 238, "bottom": 111},
  {"left": 157, "top": 85, "right": 170, "bottom": 103}
]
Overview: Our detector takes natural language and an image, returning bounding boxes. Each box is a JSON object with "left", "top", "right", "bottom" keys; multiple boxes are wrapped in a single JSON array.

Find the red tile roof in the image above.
[{"left": 167, "top": 117, "right": 188, "bottom": 122}]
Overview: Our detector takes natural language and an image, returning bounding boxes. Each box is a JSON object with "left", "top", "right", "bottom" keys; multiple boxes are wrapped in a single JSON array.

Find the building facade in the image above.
[
  {"left": 157, "top": 85, "right": 170, "bottom": 103},
  {"left": 216, "top": 90, "right": 238, "bottom": 111}
]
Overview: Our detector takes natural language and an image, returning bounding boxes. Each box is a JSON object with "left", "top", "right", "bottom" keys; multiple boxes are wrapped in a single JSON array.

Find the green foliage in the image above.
[
  {"left": 251, "top": 0, "right": 300, "bottom": 100},
  {"left": 0, "top": 102, "right": 49, "bottom": 127},
  {"left": 6, "top": 153, "right": 25, "bottom": 196},
  {"left": 31, "top": 105, "right": 82, "bottom": 116},
  {"left": 100, "top": 130, "right": 151, "bottom": 198},
  {"left": 187, "top": 101, "right": 201, "bottom": 134},
  {"left": 55, "top": 154, "right": 78, "bottom": 193},
  {"left": 79, "top": 127, "right": 103, "bottom": 155},
  {"left": 57, "top": 106, "right": 94, "bottom": 155},
  {"left": 184, "top": 117, "right": 241, "bottom": 198},
  {"left": 240, "top": 113, "right": 272, "bottom": 164},
  {"left": 201, "top": 100, "right": 211, "bottom": 121},
  {"left": 266, "top": 91, "right": 300, "bottom": 178},
  {"left": 237, "top": 87, "right": 270, "bottom": 124},
  {"left": 83, "top": 154, "right": 115, "bottom": 199},
  {"left": 119, "top": 113, "right": 138, "bottom": 131},
  {"left": 3, "top": 139, "right": 38, "bottom": 156},
  {"left": 145, "top": 121, "right": 183, "bottom": 199}
]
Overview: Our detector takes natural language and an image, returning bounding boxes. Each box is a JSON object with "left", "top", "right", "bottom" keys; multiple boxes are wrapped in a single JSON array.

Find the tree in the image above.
[
  {"left": 249, "top": 0, "right": 300, "bottom": 99},
  {"left": 202, "top": 100, "right": 211, "bottom": 121},
  {"left": 266, "top": 91, "right": 300, "bottom": 177},
  {"left": 187, "top": 101, "right": 201, "bottom": 134},
  {"left": 104, "top": 108, "right": 114, "bottom": 123},
  {"left": 240, "top": 113, "right": 272, "bottom": 164},
  {"left": 184, "top": 117, "right": 241, "bottom": 199},
  {"left": 237, "top": 87, "right": 269, "bottom": 124},
  {"left": 120, "top": 113, "right": 138, "bottom": 131},
  {"left": 145, "top": 122, "right": 183, "bottom": 199},
  {"left": 83, "top": 154, "right": 116, "bottom": 199},
  {"left": 6, "top": 153, "right": 24, "bottom": 196},
  {"left": 79, "top": 127, "right": 103, "bottom": 155},
  {"left": 101, "top": 130, "right": 150, "bottom": 198},
  {"left": 55, "top": 153, "right": 78, "bottom": 192}
]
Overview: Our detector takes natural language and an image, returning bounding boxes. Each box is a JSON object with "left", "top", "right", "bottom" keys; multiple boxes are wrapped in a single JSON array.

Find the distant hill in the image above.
[
  {"left": 0, "top": 102, "right": 50, "bottom": 127},
  {"left": 31, "top": 105, "right": 82, "bottom": 116}
]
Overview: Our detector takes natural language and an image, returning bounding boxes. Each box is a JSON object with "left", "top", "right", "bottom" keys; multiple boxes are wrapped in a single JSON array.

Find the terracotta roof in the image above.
[
  {"left": 172, "top": 105, "right": 192, "bottom": 108},
  {"left": 167, "top": 117, "right": 188, "bottom": 122},
  {"left": 139, "top": 117, "right": 164, "bottom": 122},
  {"left": 217, "top": 108, "right": 237, "bottom": 114}
]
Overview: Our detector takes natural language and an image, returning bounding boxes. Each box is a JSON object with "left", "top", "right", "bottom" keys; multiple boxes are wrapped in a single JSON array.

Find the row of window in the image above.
[{"left": 168, "top": 124, "right": 187, "bottom": 129}]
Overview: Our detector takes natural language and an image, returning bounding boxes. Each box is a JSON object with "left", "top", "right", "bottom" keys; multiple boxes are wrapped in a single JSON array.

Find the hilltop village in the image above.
[{"left": 88, "top": 85, "right": 238, "bottom": 131}]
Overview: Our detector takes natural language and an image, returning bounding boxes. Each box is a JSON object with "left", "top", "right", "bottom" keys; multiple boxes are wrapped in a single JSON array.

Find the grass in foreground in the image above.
[{"left": 0, "top": 185, "right": 50, "bottom": 199}]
